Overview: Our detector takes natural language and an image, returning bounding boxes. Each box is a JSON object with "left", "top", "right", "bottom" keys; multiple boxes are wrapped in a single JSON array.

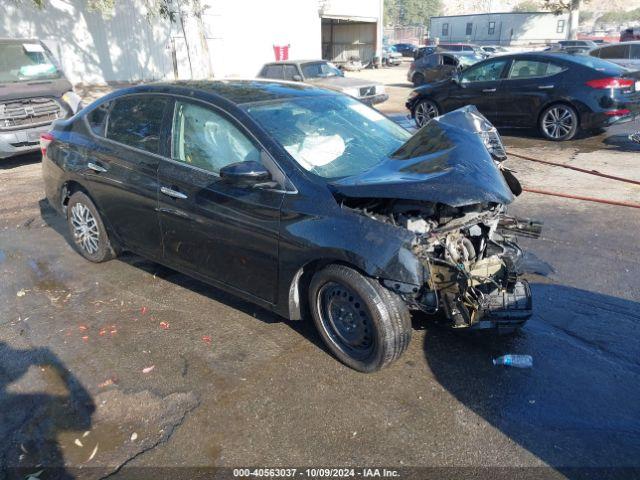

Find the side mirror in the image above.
[
  {"left": 292, "top": 74, "right": 302, "bottom": 82},
  {"left": 220, "top": 160, "right": 271, "bottom": 186}
]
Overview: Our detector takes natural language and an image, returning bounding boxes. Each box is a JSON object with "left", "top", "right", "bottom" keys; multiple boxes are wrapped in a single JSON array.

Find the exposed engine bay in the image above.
[{"left": 345, "top": 198, "right": 542, "bottom": 330}]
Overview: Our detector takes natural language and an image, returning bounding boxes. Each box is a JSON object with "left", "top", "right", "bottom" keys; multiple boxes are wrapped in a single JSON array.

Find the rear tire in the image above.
[
  {"left": 66, "top": 191, "right": 116, "bottom": 263},
  {"left": 309, "top": 264, "right": 412, "bottom": 372},
  {"left": 539, "top": 104, "right": 579, "bottom": 141},
  {"left": 414, "top": 98, "right": 439, "bottom": 128},
  {"left": 412, "top": 72, "right": 425, "bottom": 87}
]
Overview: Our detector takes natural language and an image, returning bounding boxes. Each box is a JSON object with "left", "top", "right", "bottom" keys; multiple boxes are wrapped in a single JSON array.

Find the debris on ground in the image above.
[
  {"left": 98, "top": 376, "right": 118, "bottom": 388},
  {"left": 140, "top": 306, "right": 148, "bottom": 315},
  {"left": 493, "top": 354, "right": 533, "bottom": 368},
  {"left": 130, "top": 432, "right": 138, "bottom": 441},
  {"left": 74, "top": 438, "right": 83, "bottom": 447},
  {"left": 87, "top": 443, "right": 98, "bottom": 462},
  {"left": 159, "top": 321, "right": 170, "bottom": 330},
  {"left": 202, "top": 335, "right": 212, "bottom": 345},
  {"left": 142, "top": 365, "right": 155, "bottom": 374},
  {"left": 16, "top": 289, "right": 26, "bottom": 297}
]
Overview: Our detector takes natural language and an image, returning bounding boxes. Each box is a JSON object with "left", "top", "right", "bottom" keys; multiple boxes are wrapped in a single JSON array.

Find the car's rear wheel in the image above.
[
  {"left": 412, "top": 72, "right": 425, "bottom": 87},
  {"left": 67, "top": 191, "right": 116, "bottom": 263},
  {"left": 539, "top": 104, "right": 579, "bottom": 141},
  {"left": 414, "top": 99, "right": 439, "bottom": 128},
  {"left": 309, "top": 264, "right": 412, "bottom": 372}
]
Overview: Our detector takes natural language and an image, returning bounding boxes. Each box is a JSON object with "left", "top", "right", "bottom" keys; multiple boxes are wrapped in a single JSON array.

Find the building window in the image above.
[
  {"left": 488, "top": 21, "right": 496, "bottom": 35},
  {"left": 442, "top": 23, "right": 449, "bottom": 36},
  {"left": 557, "top": 19, "right": 565, "bottom": 33},
  {"left": 466, "top": 22, "right": 473, "bottom": 35}
]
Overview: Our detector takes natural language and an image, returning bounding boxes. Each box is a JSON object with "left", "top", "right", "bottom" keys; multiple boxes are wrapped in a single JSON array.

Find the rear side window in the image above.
[
  {"left": 442, "top": 55, "right": 457, "bottom": 66},
  {"left": 106, "top": 95, "right": 169, "bottom": 154},
  {"left": 508, "top": 60, "right": 563, "bottom": 79},
  {"left": 631, "top": 44, "right": 640, "bottom": 59},
  {"left": 261, "top": 65, "right": 283, "bottom": 79},
  {"left": 86, "top": 101, "right": 112, "bottom": 136},
  {"left": 598, "top": 44, "right": 630, "bottom": 60}
]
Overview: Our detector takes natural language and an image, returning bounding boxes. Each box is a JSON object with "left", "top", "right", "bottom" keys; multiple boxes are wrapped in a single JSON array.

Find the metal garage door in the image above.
[{"left": 322, "top": 20, "right": 376, "bottom": 64}]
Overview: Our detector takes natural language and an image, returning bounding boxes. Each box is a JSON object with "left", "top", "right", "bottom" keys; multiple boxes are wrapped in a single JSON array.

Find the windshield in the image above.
[
  {"left": 245, "top": 95, "right": 411, "bottom": 180},
  {"left": 458, "top": 55, "right": 481, "bottom": 67},
  {"left": 301, "top": 62, "right": 342, "bottom": 79},
  {"left": 0, "top": 42, "right": 61, "bottom": 83}
]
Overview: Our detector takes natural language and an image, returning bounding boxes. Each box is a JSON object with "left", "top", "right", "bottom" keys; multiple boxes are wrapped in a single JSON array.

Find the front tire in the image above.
[
  {"left": 539, "top": 104, "right": 579, "bottom": 141},
  {"left": 414, "top": 99, "right": 439, "bottom": 128},
  {"left": 67, "top": 191, "right": 116, "bottom": 263},
  {"left": 309, "top": 264, "right": 412, "bottom": 372}
]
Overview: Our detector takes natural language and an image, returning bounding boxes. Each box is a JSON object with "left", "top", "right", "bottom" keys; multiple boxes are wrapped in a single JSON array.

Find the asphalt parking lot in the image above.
[{"left": 2, "top": 68, "right": 640, "bottom": 479}]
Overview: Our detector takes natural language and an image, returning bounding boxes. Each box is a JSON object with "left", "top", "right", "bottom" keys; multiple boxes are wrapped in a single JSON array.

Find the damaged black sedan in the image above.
[{"left": 42, "top": 80, "right": 539, "bottom": 372}]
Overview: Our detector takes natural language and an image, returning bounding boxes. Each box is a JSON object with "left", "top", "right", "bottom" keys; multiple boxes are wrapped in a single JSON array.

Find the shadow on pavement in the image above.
[
  {"left": 0, "top": 152, "right": 42, "bottom": 170},
  {"left": 37, "top": 199, "right": 328, "bottom": 354},
  {"left": 423, "top": 282, "right": 640, "bottom": 479},
  {"left": 0, "top": 342, "right": 95, "bottom": 479}
]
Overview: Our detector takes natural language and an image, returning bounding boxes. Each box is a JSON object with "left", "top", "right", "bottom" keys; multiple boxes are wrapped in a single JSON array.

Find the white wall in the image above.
[
  {"left": 0, "top": 0, "right": 174, "bottom": 84},
  {"left": 207, "top": 0, "right": 322, "bottom": 78}
]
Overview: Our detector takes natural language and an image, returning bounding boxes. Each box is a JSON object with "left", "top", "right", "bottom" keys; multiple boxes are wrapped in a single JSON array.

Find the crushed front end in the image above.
[{"left": 333, "top": 105, "right": 542, "bottom": 331}]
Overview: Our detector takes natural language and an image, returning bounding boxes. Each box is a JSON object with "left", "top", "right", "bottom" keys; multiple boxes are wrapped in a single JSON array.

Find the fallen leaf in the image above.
[
  {"left": 87, "top": 443, "right": 98, "bottom": 462},
  {"left": 78, "top": 325, "right": 88, "bottom": 332},
  {"left": 130, "top": 432, "right": 138, "bottom": 441},
  {"left": 83, "top": 431, "right": 90, "bottom": 438},
  {"left": 74, "top": 438, "right": 83, "bottom": 447},
  {"left": 140, "top": 306, "right": 148, "bottom": 315},
  {"left": 159, "top": 321, "right": 170, "bottom": 330},
  {"left": 202, "top": 335, "right": 212, "bottom": 345},
  {"left": 142, "top": 365, "right": 155, "bottom": 374},
  {"left": 98, "top": 377, "right": 115, "bottom": 388}
]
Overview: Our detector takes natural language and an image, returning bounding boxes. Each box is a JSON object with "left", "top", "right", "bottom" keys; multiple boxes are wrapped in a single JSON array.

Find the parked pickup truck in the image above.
[
  {"left": 257, "top": 60, "right": 388, "bottom": 106},
  {"left": 1, "top": 38, "right": 82, "bottom": 159}
]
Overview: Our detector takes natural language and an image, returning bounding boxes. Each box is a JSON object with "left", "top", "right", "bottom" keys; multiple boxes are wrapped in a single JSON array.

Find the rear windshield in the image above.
[
  {"left": 565, "top": 54, "right": 627, "bottom": 74},
  {"left": 0, "top": 42, "right": 61, "bottom": 83}
]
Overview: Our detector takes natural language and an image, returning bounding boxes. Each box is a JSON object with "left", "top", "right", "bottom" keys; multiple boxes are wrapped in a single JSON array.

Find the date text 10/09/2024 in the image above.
[{"left": 233, "top": 468, "right": 400, "bottom": 478}]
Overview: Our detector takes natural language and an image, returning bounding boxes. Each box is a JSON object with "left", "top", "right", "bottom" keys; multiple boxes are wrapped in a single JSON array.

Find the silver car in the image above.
[
  {"left": 590, "top": 42, "right": 640, "bottom": 70},
  {"left": 257, "top": 60, "right": 388, "bottom": 105}
]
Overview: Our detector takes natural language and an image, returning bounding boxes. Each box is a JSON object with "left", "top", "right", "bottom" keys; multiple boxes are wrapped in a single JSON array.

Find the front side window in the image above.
[
  {"left": 488, "top": 21, "right": 496, "bottom": 35},
  {"left": 557, "top": 20, "right": 565, "bottom": 33},
  {"left": 106, "top": 95, "right": 169, "bottom": 154},
  {"left": 172, "top": 101, "right": 260, "bottom": 174},
  {"left": 244, "top": 95, "right": 411, "bottom": 180},
  {"left": 460, "top": 59, "right": 508, "bottom": 83},
  {"left": 508, "top": 60, "right": 563, "bottom": 79},
  {"left": 442, "top": 23, "right": 449, "bottom": 36},
  {"left": 284, "top": 65, "right": 300, "bottom": 80},
  {"left": 301, "top": 62, "right": 342, "bottom": 79}
]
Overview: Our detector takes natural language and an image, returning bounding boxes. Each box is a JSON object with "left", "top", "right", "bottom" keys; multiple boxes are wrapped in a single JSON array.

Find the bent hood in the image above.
[{"left": 330, "top": 106, "right": 515, "bottom": 208}]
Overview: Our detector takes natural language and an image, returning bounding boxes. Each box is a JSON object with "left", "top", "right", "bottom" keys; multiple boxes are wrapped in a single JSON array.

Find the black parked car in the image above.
[
  {"left": 406, "top": 52, "right": 640, "bottom": 141},
  {"left": 42, "top": 80, "right": 537, "bottom": 372},
  {"left": 407, "top": 51, "right": 483, "bottom": 87},
  {"left": 392, "top": 43, "right": 417, "bottom": 57}
]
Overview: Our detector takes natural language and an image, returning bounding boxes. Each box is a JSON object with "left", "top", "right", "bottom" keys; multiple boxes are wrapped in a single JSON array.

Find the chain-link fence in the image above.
[{"left": 383, "top": 26, "right": 427, "bottom": 45}]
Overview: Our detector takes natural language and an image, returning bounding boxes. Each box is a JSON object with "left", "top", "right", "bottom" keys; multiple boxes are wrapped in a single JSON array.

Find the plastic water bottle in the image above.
[{"left": 493, "top": 354, "right": 533, "bottom": 368}]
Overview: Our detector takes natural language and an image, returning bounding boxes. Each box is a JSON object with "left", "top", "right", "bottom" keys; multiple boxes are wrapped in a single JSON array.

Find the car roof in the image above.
[
  {"left": 123, "top": 79, "right": 335, "bottom": 105},
  {"left": 263, "top": 59, "right": 331, "bottom": 66}
]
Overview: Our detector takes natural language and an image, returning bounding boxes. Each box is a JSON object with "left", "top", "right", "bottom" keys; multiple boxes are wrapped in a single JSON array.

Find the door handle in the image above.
[
  {"left": 538, "top": 85, "right": 554, "bottom": 89},
  {"left": 87, "top": 162, "right": 107, "bottom": 173},
  {"left": 161, "top": 186, "right": 188, "bottom": 199},
  {"left": 482, "top": 88, "right": 497, "bottom": 93}
]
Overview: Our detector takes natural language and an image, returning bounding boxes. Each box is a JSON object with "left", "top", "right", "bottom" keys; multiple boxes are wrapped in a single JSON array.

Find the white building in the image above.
[
  {"left": 429, "top": 12, "right": 571, "bottom": 46},
  {"left": 1, "top": 0, "right": 383, "bottom": 85}
]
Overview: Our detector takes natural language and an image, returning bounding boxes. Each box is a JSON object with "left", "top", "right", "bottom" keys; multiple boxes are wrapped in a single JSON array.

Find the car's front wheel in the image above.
[
  {"left": 67, "top": 191, "right": 117, "bottom": 263},
  {"left": 539, "top": 104, "right": 579, "bottom": 141},
  {"left": 414, "top": 98, "right": 439, "bottom": 128},
  {"left": 309, "top": 264, "right": 412, "bottom": 372}
]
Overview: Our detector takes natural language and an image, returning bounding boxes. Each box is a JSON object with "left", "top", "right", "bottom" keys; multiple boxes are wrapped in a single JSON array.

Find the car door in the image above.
[
  {"left": 157, "top": 98, "right": 285, "bottom": 303},
  {"left": 81, "top": 94, "right": 171, "bottom": 259},
  {"left": 496, "top": 58, "right": 566, "bottom": 127},
  {"left": 445, "top": 58, "right": 509, "bottom": 121}
]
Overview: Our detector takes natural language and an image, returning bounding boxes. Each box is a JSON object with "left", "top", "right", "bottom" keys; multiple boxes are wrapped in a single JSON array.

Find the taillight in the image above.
[
  {"left": 585, "top": 77, "right": 634, "bottom": 89},
  {"left": 40, "top": 132, "right": 54, "bottom": 157},
  {"left": 604, "top": 109, "right": 631, "bottom": 116}
]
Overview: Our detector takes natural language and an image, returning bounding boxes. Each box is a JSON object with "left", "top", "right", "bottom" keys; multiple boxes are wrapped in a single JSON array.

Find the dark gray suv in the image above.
[{"left": 0, "top": 38, "right": 82, "bottom": 159}]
